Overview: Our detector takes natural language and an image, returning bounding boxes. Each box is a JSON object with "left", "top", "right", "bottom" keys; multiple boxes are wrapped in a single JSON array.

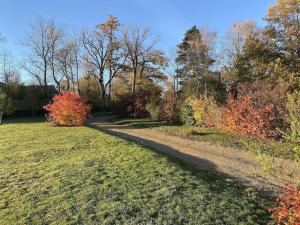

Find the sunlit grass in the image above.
[
  {"left": 115, "top": 118, "right": 297, "bottom": 159},
  {"left": 155, "top": 125, "right": 297, "bottom": 159},
  {"left": 0, "top": 120, "right": 271, "bottom": 224}
]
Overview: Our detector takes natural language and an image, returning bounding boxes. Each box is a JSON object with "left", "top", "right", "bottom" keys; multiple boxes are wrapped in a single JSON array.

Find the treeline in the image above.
[
  {"left": 166, "top": 0, "right": 299, "bottom": 141},
  {"left": 0, "top": 15, "right": 167, "bottom": 113},
  {"left": 0, "top": 0, "right": 299, "bottom": 140}
]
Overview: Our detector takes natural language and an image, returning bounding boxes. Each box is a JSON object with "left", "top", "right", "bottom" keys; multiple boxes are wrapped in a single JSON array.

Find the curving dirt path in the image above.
[{"left": 88, "top": 116, "right": 300, "bottom": 196}]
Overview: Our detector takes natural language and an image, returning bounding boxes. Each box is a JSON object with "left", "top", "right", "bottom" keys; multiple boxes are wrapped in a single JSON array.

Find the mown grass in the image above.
[
  {"left": 115, "top": 118, "right": 297, "bottom": 159},
  {"left": 0, "top": 120, "right": 272, "bottom": 224}
]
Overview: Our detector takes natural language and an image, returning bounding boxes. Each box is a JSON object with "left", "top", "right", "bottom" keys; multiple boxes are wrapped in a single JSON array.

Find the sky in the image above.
[{"left": 0, "top": 0, "right": 275, "bottom": 73}]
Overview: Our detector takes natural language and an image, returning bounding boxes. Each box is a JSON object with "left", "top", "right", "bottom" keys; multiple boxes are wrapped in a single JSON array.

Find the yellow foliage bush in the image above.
[{"left": 187, "top": 97, "right": 220, "bottom": 127}]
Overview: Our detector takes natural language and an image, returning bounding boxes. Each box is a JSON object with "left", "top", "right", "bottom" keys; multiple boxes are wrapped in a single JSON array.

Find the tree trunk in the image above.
[
  {"left": 43, "top": 59, "right": 48, "bottom": 98},
  {"left": 51, "top": 60, "right": 61, "bottom": 92},
  {"left": 99, "top": 78, "right": 106, "bottom": 111},
  {"left": 101, "top": 88, "right": 106, "bottom": 111},
  {"left": 131, "top": 68, "right": 137, "bottom": 96},
  {"left": 66, "top": 78, "right": 70, "bottom": 91},
  {"left": 204, "top": 79, "right": 207, "bottom": 97},
  {"left": 75, "top": 55, "right": 80, "bottom": 94},
  {"left": 53, "top": 72, "right": 61, "bottom": 92},
  {"left": 0, "top": 112, "right": 3, "bottom": 125},
  {"left": 108, "top": 81, "right": 112, "bottom": 107},
  {"left": 32, "top": 107, "right": 35, "bottom": 120},
  {"left": 108, "top": 65, "right": 113, "bottom": 108},
  {"left": 108, "top": 35, "right": 113, "bottom": 108}
]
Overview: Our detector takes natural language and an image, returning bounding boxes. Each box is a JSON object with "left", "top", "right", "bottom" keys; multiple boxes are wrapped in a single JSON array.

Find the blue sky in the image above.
[{"left": 0, "top": 0, "right": 274, "bottom": 59}]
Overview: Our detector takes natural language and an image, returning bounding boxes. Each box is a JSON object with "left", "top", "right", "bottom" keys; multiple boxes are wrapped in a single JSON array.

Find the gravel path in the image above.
[{"left": 88, "top": 116, "right": 300, "bottom": 196}]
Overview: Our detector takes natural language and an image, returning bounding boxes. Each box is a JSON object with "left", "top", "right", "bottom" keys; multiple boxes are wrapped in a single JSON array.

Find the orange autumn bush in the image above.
[
  {"left": 269, "top": 184, "right": 300, "bottom": 225},
  {"left": 43, "top": 91, "right": 91, "bottom": 126},
  {"left": 220, "top": 94, "right": 277, "bottom": 139}
]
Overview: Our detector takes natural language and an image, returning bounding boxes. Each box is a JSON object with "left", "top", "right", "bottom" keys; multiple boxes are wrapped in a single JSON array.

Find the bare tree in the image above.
[
  {"left": 220, "top": 21, "right": 257, "bottom": 68},
  {"left": 97, "top": 15, "right": 122, "bottom": 105},
  {"left": 121, "top": 26, "right": 166, "bottom": 95},
  {"left": 22, "top": 18, "right": 53, "bottom": 97},
  {"left": 0, "top": 50, "right": 20, "bottom": 92},
  {"left": 54, "top": 32, "right": 83, "bottom": 93},
  {"left": 70, "top": 35, "right": 82, "bottom": 93},
  {"left": 48, "top": 20, "right": 65, "bottom": 92},
  {"left": 82, "top": 16, "right": 126, "bottom": 110},
  {"left": 103, "top": 43, "right": 127, "bottom": 106},
  {"left": 81, "top": 28, "right": 109, "bottom": 110},
  {"left": 57, "top": 42, "right": 72, "bottom": 90}
]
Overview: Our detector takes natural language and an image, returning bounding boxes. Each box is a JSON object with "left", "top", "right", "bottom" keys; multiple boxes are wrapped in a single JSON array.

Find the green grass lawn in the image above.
[
  {"left": 115, "top": 118, "right": 297, "bottom": 160},
  {"left": 0, "top": 120, "right": 271, "bottom": 224}
]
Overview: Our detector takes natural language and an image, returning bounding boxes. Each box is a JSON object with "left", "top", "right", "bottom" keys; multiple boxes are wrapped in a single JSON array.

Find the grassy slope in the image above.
[
  {"left": 115, "top": 118, "right": 297, "bottom": 159},
  {"left": 0, "top": 120, "right": 271, "bottom": 224}
]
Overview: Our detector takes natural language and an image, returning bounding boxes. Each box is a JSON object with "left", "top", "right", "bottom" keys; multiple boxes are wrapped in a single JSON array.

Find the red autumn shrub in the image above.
[
  {"left": 237, "top": 81, "right": 288, "bottom": 131},
  {"left": 269, "top": 184, "right": 300, "bottom": 225},
  {"left": 43, "top": 91, "right": 91, "bottom": 126},
  {"left": 220, "top": 94, "right": 277, "bottom": 139},
  {"left": 159, "top": 89, "right": 178, "bottom": 122}
]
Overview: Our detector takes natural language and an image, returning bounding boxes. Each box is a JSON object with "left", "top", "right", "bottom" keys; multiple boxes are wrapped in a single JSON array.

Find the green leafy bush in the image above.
[
  {"left": 0, "top": 90, "right": 15, "bottom": 125},
  {"left": 179, "top": 100, "right": 195, "bottom": 126},
  {"left": 283, "top": 91, "right": 300, "bottom": 142},
  {"left": 280, "top": 91, "right": 300, "bottom": 162},
  {"left": 145, "top": 97, "right": 161, "bottom": 121}
]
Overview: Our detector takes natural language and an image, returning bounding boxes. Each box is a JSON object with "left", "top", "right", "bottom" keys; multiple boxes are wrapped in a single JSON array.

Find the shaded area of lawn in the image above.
[
  {"left": 2, "top": 116, "right": 46, "bottom": 124},
  {"left": 91, "top": 111, "right": 113, "bottom": 117},
  {"left": 115, "top": 118, "right": 297, "bottom": 160},
  {"left": 0, "top": 120, "right": 271, "bottom": 224},
  {"left": 113, "top": 118, "right": 167, "bottom": 127}
]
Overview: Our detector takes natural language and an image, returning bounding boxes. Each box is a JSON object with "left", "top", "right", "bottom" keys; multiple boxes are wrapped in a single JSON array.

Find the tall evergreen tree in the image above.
[{"left": 176, "top": 26, "right": 219, "bottom": 98}]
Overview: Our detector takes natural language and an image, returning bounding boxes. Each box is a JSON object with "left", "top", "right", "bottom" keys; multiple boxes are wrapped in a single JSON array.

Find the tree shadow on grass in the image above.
[
  {"left": 189, "top": 131, "right": 216, "bottom": 136},
  {"left": 88, "top": 123, "right": 274, "bottom": 224},
  {"left": 88, "top": 120, "right": 278, "bottom": 200},
  {"left": 88, "top": 116, "right": 180, "bottom": 130},
  {"left": 2, "top": 116, "right": 46, "bottom": 125}
]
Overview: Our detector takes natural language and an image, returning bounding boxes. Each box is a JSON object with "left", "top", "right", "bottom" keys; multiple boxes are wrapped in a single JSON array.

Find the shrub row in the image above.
[{"left": 178, "top": 90, "right": 300, "bottom": 140}]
